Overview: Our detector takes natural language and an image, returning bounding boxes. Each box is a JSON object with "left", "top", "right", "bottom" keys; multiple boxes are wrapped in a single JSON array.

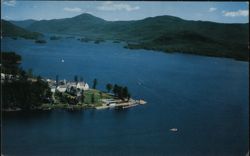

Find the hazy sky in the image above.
[{"left": 2, "top": 1, "right": 249, "bottom": 23}]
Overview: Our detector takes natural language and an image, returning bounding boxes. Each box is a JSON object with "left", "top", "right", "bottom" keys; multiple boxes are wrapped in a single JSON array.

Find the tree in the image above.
[
  {"left": 1, "top": 52, "right": 22, "bottom": 75},
  {"left": 111, "top": 84, "right": 131, "bottom": 101},
  {"left": 2, "top": 75, "right": 52, "bottom": 109},
  {"left": 106, "top": 83, "right": 113, "bottom": 93},
  {"left": 93, "top": 78, "right": 97, "bottom": 89},
  {"left": 20, "top": 70, "right": 28, "bottom": 81},
  {"left": 112, "top": 84, "right": 118, "bottom": 96},
  {"left": 45, "top": 90, "right": 53, "bottom": 99},
  {"left": 91, "top": 93, "right": 95, "bottom": 103},
  {"left": 70, "top": 86, "right": 77, "bottom": 96},
  {"left": 37, "top": 75, "right": 42, "bottom": 82},
  {"left": 81, "top": 91, "right": 85, "bottom": 103},
  {"left": 117, "top": 86, "right": 123, "bottom": 100},
  {"left": 123, "top": 87, "right": 128, "bottom": 99},
  {"left": 127, "top": 93, "right": 131, "bottom": 101}
]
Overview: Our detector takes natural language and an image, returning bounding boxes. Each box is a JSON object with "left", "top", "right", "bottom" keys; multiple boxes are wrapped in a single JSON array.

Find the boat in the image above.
[
  {"left": 137, "top": 79, "right": 143, "bottom": 85},
  {"left": 169, "top": 128, "right": 178, "bottom": 132}
]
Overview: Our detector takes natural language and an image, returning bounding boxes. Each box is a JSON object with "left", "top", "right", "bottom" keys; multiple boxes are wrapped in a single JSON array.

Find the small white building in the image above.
[
  {"left": 76, "top": 82, "right": 89, "bottom": 91},
  {"left": 46, "top": 79, "right": 52, "bottom": 82},
  {"left": 67, "top": 82, "right": 77, "bottom": 88},
  {"left": 57, "top": 85, "right": 67, "bottom": 92},
  {"left": 1, "top": 73, "right": 5, "bottom": 80},
  {"left": 51, "top": 86, "right": 56, "bottom": 93},
  {"left": 109, "top": 103, "right": 116, "bottom": 107}
]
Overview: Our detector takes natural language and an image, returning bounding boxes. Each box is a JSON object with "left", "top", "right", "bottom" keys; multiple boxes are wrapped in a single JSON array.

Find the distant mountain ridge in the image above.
[
  {"left": 10, "top": 19, "right": 37, "bottom": 28},
  {"left": 2, "top": 20, "right": 42, "bottom": 39},
  {"left": 7, "top": 13, "right": 250, "bottom": 61}
]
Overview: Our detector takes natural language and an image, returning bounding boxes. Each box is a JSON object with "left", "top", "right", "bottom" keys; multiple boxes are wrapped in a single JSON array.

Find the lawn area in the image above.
[
  {"left": 83, "top": 89, "right": 112, "bottom": 105},
  {"left": 41, "top": 89, "right": 113, "bottom": 110},
  {"left": 40, "top": 103, "right": 94, "bottom": 110}
]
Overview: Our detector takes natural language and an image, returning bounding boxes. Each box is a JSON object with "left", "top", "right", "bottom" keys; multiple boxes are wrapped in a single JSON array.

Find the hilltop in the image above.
[
  {"left": 2, "top": 20, "right": 42, "bottom": 40},
  {"left": 10, "top": 19, "right": 37, "bottom": 28}
]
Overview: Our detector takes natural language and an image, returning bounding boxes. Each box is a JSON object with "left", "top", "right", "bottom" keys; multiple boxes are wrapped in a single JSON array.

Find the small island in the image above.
[
  {"left": 78, "top": 37, "right": 91, "bottom": 42},
  {"left": 50, "top": 35, "right": 62, "bottom": 40},
  {"left": 35, "top": 39, "right": 47, "bottom": 44},
  {"left": 1, "top": 52, "right": 146, "bottom": 112},
  {"left": 94, "top": 38, "right": 105, "bottom": 44},
  {"left": 77, "top": 37, "right": 106, "bottom": 44}
]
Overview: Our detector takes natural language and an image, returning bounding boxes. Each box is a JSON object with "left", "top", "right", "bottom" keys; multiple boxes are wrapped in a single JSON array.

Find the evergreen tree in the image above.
[
  {"left": 81, "top": 91, "right": 85, "bottom": 103},
  {"left": 106, "top": 83, "right": 113, "bottom": 92},
  {"left": 93, "top": 78, "right": 97, "bottom": 89},
  {"left": 117, "top": 86, "right": 123, "bottom": 100},
  {"left": 127, "top": 93, "right": 131, "bottom": 101},
  {"left": 123, "top": 87, "right": 128, "bottom": 99},
  {"left": 113, "top": 84, "right": 118, "bottom": 96}
]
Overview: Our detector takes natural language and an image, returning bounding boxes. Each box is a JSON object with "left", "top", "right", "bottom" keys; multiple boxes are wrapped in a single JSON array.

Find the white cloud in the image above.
[
  {"left": 222, "top": 10, "right": 249, "bottom": 17},
  {"left": 63, "top": 7, "right": 83, "bottom": 13},
  {"left": 3, "top": 0, "right": 16, "bottom": 7},
  {"left": 3, "top": 15, "right": 13, "bottom": 20},
  {"left": 97, "top": 1, "right": 140, "bottom": 12},
  {"left": 208, "top": 7, "right": 217, "bottom": 12}
]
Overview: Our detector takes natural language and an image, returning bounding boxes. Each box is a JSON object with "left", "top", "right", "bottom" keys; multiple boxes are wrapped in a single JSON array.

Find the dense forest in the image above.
[
  {"left": 1, "top": 20, "right": 42, "bottom": 40},
  {"left": 1, "top": 52, "right": 52, "bottom": 110}
]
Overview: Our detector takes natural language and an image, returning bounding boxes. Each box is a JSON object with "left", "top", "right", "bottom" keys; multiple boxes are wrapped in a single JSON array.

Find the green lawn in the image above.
[
  {"left": 42, "top": 89, "right": 113, "bottom": 110},
  {"left": 83, "top": 89, "right": 112, "bottom": 105}
]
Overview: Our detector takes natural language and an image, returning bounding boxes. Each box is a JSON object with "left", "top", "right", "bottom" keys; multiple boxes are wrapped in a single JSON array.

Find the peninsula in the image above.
[
  {"left": 41, "top": 77, "right": 146, "bottom": 111},
  {"left": 1, "top": 52, "right": 146, "bottom": 112}
]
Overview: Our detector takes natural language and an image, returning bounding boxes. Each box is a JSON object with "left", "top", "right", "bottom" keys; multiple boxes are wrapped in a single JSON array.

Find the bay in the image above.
[{"left": 2, "top": 37, "right": 249, "bottom": 156}]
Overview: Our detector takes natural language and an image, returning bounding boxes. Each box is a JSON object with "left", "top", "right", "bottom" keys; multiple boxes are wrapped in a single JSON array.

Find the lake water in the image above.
[{"left": 2, "top": 37, "right": 249, "bottom": 156}]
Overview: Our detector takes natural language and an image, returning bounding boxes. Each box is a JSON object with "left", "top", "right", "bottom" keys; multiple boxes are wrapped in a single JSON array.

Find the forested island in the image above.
[
  {"left": 35, "top": 39, "right": 47, "bottom": 44},
  {"left": 1, "top": 52, "right": 145, "bottom": 111}
]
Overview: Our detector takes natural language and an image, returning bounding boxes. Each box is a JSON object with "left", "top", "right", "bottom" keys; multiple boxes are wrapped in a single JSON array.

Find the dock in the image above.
[
  {"left": 95, "top": 105, "right": 110, "bottom": 110},
  {"left": 95, "top": 98, "right": 147, "bottom": 110}
]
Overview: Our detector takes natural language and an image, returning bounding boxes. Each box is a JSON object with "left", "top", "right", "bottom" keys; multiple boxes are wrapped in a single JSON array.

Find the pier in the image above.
[{"left": 96, "top": 99, "right": 147, "bottom": 109}]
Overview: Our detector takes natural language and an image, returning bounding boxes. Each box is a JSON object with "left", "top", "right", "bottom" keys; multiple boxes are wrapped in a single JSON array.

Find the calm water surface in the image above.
[{"left": 2, "top": 37, "right": 249, "bottom": 156}]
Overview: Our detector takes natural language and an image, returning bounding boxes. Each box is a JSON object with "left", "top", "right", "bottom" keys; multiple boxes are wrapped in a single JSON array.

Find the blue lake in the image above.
[{"left": 2, "top": 37, "right": 249, "bottom": 156}]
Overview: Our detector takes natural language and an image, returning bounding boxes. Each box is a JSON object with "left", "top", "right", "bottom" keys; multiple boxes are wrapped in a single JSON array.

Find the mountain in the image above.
[
  {"left": 27, "top": 14, "right": 107, "bottom": 36},
  {"left": 15, "top": 13, "right": 250, "bottom": 60},
  {"left": 10, "top": 19, "right": 37, "bottom": 28},
  {"left": 2, "top": 20, "right": 42, "bottom": 39}
]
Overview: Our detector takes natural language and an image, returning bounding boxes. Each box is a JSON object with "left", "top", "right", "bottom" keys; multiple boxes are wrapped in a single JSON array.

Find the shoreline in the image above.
[
  {"left": 4, "top": 36, "right": 249, "bottom": 62},
  {"left": 124, "top": 44, "right": 249, "bottom": 62},
  {"left": 2, "top": 98, "right": 147, "bottom": 112}
]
